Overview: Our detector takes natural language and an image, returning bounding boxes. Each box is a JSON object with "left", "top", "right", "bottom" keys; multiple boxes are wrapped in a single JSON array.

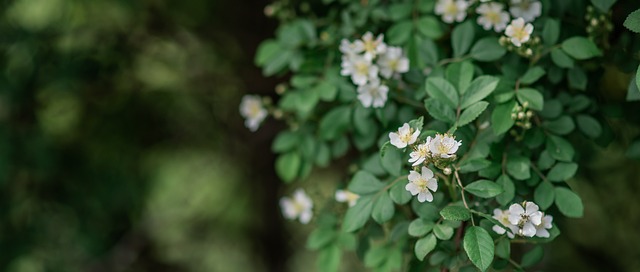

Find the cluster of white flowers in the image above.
[
  {"left": 239, "top": 95, "right": 268, "bottom": 131},
  {"left": 335, "top": 189, "right": 360, "bottom": 207},
  {"left": 388, "top": 123, "right": 463, "bottom": 203},
  {"left": 505, "top": 18, "right": 534, "bottom": 47},
  {"left": 340, "top": 32, "right": 409, "bottom": 108},
  {"left": 280, "top": 189, "right": 314, "bottom": 224},
  {"left": 492, "top": 201, "right": 553, "bottom": 238}
]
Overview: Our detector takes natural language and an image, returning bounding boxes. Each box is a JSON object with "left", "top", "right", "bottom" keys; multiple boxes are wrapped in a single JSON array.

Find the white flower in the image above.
[
  {"left": 357, "top": 79, "right": 389, "bottom": 108},
  {"left": 239, "top": 95, "right": 268, "bottom": 132},
  {"left": 509, "top": 0, "right": 542, "bottom": 23},
  {"left": 508, "top": 201, "right": 543, "bottom": 237},
  {"left": 389, "top": 123, "right": 420, "bottom": 148},
  {"left": 429, "top": 134, "right": 462, "bottom": 158},
  {"left": 377, "top": 46, "right": 409, "bottom": 79},
  {"left": 353, "top": 32, "right": 387, "bottom": 61},
  {"left": 408, "top": 137, "right": 432, "bottom": 166},
  {"left": 405, "top": 167, "right": 438, "bottom": 202},
  {"left": 476, "top": 2, "right": 510, "bottom": 32},
  {"left": 335, "top": 189, "right": 360, "bottom": 207},
  {"left": 339, "top": 39, "right": 358, "bottom": 56},
  {"left": 280, "top": 189, "right": 313, "bottom": 224},
  {"left": 505, "top": 18, "right": 534, "bottom": 47},
  {"left": 492, "top": 208, "right": 518, "bottom": 238},
  {"left": 535, "top": 213, "right": 553, "bottom": 238},
  {"left": 340, "top": 54, "right": 379, "bottom": 86},
  {"left": 435, "top": 0, "right": 469, "bottom": 23}
]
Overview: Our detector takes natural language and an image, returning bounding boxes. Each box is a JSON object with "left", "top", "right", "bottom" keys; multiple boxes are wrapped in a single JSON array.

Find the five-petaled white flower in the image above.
[
  {"left": 435, "top": 0, "right": 469, "bottom": 23},
  {"left": 357, "top": 79, "right": 389, "bottom": 108},
  {"left": 335, "top": 189, "right": 360, "bottom": 207},
  {"left": 476, "top": 2, "right": 510, "bottom": 32},
  {"left": 239, "top": 95, "right": 268, "bottom": 132},
  {"left": 341, "top": 54, "right": 379, "bottom": 86},
  {"left": 408, "top": 137, "right": 432, "bottom": 166},
  {"left": 535, "top": 213, "right": 554, "bottom": 238},
  {"left": 505, "top": 18, "right": 534, "bottom": 47},
  {"left": 339, "top": 38, "right": 358, "bottom": 56},
  {"left": 405, "top": 166, "right": 438, "bottom": 202},
  {"left": 509, "top": 0, "right": 542, "bottom": 23},
  {"left": 508, "top": 201, "right": 543, "bottom": 237},
  {"left": 377, "top": 46, "right": 409, "bottom": 79},
  {"left": 429, "top": 134, "right": 462, "bottom": 158},
  {"left": 492, "top": 208, "right": 517, "bottom": 238},
  {"left": 353, "top": 32, "right": 387, "bottom": 61},
  {"left": 389, "top": 123, "right": 420, "bottom": 148},
  {"left": 280, "top": 189, "right": 314, "bottom": 224}
]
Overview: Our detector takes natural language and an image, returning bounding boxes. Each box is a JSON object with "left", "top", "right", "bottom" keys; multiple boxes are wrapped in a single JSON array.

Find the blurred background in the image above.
[{"left": 1, "top": 0, "right": 639, "bottom": 271}]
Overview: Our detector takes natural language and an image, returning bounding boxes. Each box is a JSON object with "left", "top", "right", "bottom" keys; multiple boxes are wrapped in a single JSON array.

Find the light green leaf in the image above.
[
  {"left": 317, "top": 245, "right": 341, "bottom": 272},
  {"left": 547, "top": 162, "right": 578, "bottom": 182},
  {"left": 458, "top": 101, "right": 489, "bottom": 127},
  {"left": 547, "top": 135, "right": 575, "bottom": 162},
  {"left": 381, "top": 147, "right": 402, "bottom": 176},
  {"left": 433, "top": 223, "right": 454, "bottom": 240},
  {"left": 465, "top": 180, "right": 504, "bottom": 198},
  {"left": 255, "top": 39, "right": 280, "bottom": 66},
  {"left": 372, "top": 192, "right": 395, "bottom": 223},
  {"left": 319, "top": 106, "right": 351, "bottom": 140},
  {"left": 542, "top": 19, "right": 560, "bottom": 46},
  {"left": 554, "top": 187, "right": 584, "bottom": 218},
  {"left": 534, "top": 181, "right": 555, "bottom": 210},
  {"left": 543, "top": 115, "right": 575, "bottom": 135},
  {"left": 417, "top": 16, "right": 444, "bottom": 39},
  {"left": 387, "top": 20, "right": 413, "bottom": 45},
  {"left": 307, "top": 227, "right": 336, "bottom": 249},
  {"left": 440, "top": 205, "right": 471, "bottom": 221},
  {"left": 568, "top": 67, "right": 587, "bottom": 91},
  {"left": 426, "top": 77, "right": 459, "bottom": 109},
  {"left": 495, "top": 238, "right": 511, "bottom": 259},
  {"left": 364, "top": 245, "right": 388, "bottom": 268},
  {"left": 506, "top": 155, "right": 531, "bottom": 180},
  {"left": 348, "top": 171, "right": 385, "bottom": 195},
  {"left": 516, "top": 88, "right": 544, "bottom": 111},
  {"left": 537, "top": 150, "right": 556, "bottom": 170},
  {"left": 576, "top": 115, "right": 602, "bottom": 138},
  {"left": 521, "top": 245, "right": 544, "bottom": 268},
  {"left": 561, "top": 37, "right": 602, "bottom": 60},
  {"left": 624, "top": 9, "right": 640, "bottom": 33},
  {"left": 551, "top": 48, "right": 574, "bottom": 68},
  {"left": 342, "top": 195, "right": 374, "bottom": 232},
  {"left": 591, "top": 0, "right": 617, "bottom": 12},
  {"left": 496, "top": 175, "right": 515, "bottom": 206},
  {"left": 409, "top": 218, "right": 435, "bottom": 237},
  {"left": 463, "top": 226, "right": 495, "bottom": 272},
  {"left": 390, "top": 179, "right": 412, "bottom": 204},
  {"left": 636, "top": 65, "right": 640, "bottom": 91},
  {"left": 415, "top": 234, "right": 437, "bottom": 261},
  {"left": 520, "top": 66, "right": 546, "bottom": 85},
  {"left": 470, "top": 37, "right": 506, "bottom": 62},
  {"left": 388, "top": 3, "right": 412, "bottom": 21},
  {"left": 425, "top": 98, "right": 456, "bottom": 123},
  {"left": 272, "top": 131, "right": 300, "bottom": 153},
  {"left": 276, "top": 152, "right": 301, "bottom": 182},
  {"left": 492, "top": 100, "right": 516, "bottom": 135},
  {"left": 460, "top": 76, "right": 499, "bottom": 109},
  {"left": 446, "top": 61, "right": 474, "bottom": 94},
  {"left": 459, "top": 158, "right": 492, "bottom": 173},
  {"left": 452, "top": 21, "right": 475, "bottom": 57},
  {"left": 315, "top": 81, "right": 338, "bottom": 101}
]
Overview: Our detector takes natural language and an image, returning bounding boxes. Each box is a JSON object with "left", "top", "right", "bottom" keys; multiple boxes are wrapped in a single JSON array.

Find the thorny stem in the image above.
[{"left": 454, "top": 170, "right": 475, "bottom": 226}]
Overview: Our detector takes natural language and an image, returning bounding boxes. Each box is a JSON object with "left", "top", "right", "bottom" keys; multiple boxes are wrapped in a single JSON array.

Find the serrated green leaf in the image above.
[
  {"left": 426, "top": 77, "right": 459, "bottom": 109},
  {"left": 446, "top": 61, "right": 474, "bottom": 94},
  {"left": 463, "top": 226, "right": 495, "bottom": 272},
  {"left": 591, "top": 0, "right": 617, "bottom": 12},
  {"left": 409, "top": 218, "right": 435, "bottom": 237},
  {"left": 433, "top": 223, "right": 454, "bottom": 240},
  {"left": 547, "top": 162, "right": 578, "bottom": 182},
  {"left": 547, "top": 135, "right": 575, "bottom": 162},
  {"left": 415, "top": 234, "right": 437, "bottom": 261},
  {"left": 458, "top": 101, "right": 489, "bottom": 127},
  {"left": 440, "top": 205, "right": 471, "bottom": 221},
  {"left": 465, "top": 180, "right": 504, "bottom": 198},
  {"left": 516, "top": 88, "right": 544, "bottom": 111},
  {"left": 625, "top": 9, "right": 640, "bottom": 33},
  {"left": 520, "top": 66, "right": 546, "bottom": 85},
  {"left": 561, "top": 37, "right": 602, "bottom": 60},
  {"left": 506, "top": 155, "right": 531, "bottom": 180},
  {"left": 348, "top": 171, "right": 385, "bottom": 195},
  {"left": 342, "top": 195, "right": 374, "bottom": 232},
  {"left": 417, "top": 16, "right": 444, "bottom": 39},
  {"left": 534, "top": 181, "right": 555, "bottom": 210},
  {"left": 459, "top": 158, "right": 492, "bottom": 173},
  {"left": 496, "top": 175, "right": 515, "bottom": 206},
  {"left": 554, "top": 187, "right": 584, "bottom": 218},
  {"left": 470, "top": 37, "right": 506, "bottom": 62},
  {"left": 537, "top": 150, "right": 556, "bottom": 170},
  {"left": 452, "top": 21, "right": 475, "bottom": 57},
  {"left": 425, "top": 98, "right": 456, "bottom": 123},
  {"left": 460, "top": 76, "right": 499, "bottom": 109},
  {"left": 372, "top": 192, "right": 395, "bottom": 223}
]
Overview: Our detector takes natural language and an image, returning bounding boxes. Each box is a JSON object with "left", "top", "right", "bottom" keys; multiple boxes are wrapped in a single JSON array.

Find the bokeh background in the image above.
[{"left": 1, "top": 0, "right": 639, "bottom": 271}]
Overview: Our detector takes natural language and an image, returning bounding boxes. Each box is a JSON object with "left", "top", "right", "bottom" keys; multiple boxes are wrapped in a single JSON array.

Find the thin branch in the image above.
[{"left": 454, "top": 170, "right": 475, "bottom": 226}]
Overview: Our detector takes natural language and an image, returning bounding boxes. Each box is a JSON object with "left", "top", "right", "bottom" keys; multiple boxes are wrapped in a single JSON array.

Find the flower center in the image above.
[
  {"left": 355, "top": 62, "right": 369, "bottom": 75},
  {"left": 445, "top": 3, "right": 459, "bottom": 15},
  {"left": 512, "top": 26, "right": 528, "bottom": 41},
  {"left": 415, "top": 178, "right": 428, "bottom": 190},
  {"left": 486, "top": 11, "right": 500, "bottom": 23},
  {"left": 389, "top": 59, "right": 398, "bottom": 70},
  {"left": 248, "top": 103, "right": 262, "bottom": 118},
  {"left": 400, "top": 128, "right": 414, "bottom": 143},
  {"left": 364, "top": 40, "right": 377, "bottom": 54}
]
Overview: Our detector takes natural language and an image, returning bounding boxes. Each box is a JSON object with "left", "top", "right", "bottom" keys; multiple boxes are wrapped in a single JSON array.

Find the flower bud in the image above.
[
  {"left": 273, "top": 109, "right": 283, "bottom": 119},
  {"left": 264, "top": 5, "right": 275, "bottom": 17},
  {"left": 518, "top": 112, "right": 525, "bottom": 120},
  {"left": 443, "top": 167, "right": 452, "bottom": 175},
  {"left": 526, "top": 111, "right": 533, "bottom": 118},
  {"left": 275, "top": 83, "right": 287, "bottom": 95}
]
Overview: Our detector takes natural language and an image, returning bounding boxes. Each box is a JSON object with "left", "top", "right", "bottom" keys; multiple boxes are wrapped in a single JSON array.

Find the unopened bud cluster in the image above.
[
  {"left": 585, "top": 6, "right": 613, "bottom": 46},
  {"left": 499, "top": 35, "right": 540, "bottom": 58}
]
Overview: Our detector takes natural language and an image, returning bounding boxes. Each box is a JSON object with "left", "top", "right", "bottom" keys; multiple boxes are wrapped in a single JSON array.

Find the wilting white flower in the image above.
[
  {"left": 435, "top": 0, "right": 469, "bottom": 23},
  {"left": 377, "top": 46, "right": 409, "bottom": 79},
  {"left": 492, "top": 208, "right": 517, "bottom": 238},
  {"left": 405, "top": 167, "right": 438, "bottom": 202},
  {"left": 357, "top": 79, "right": 389, "bottom": 108},
  {"left": 353, "top": 32, "right": 387, "bottom": 61},
  {"left": 476, "top": 2, "right": 510, "bottom": 32},
  {"left": 335, "top": 189, "right": 360, "bottom": 207},
  {"left": 340, "top": 54, "right": 379, "bottom": 86},
  {"left": 339, "top": 39, "right": 358, "bottom": 56},
  {"left": 429, "top": 134, "right": 462, "bottom": 158},
  {"left": 509, "top": 0, "right": 542, "bottom": 23},
  {"left": 408, "top": 137, "right": 432, "bottom": 166},
  {"left": 505, "top": 18, "right": 534, "bottom": 47},
  {"left": 508, "top": 201, "right": 543, "bottom": 237},
  {"left": 280, "top": 189, "right": 313, "bottom": 224},
  {"left": 389, "top": 123, "right": 420, "bottom": 148},
  {"left": 239, "top": 95, "right": 268, "bottom": 132},
  {"left": 535, "top": 213, "right": 554, "bottom": 238}
]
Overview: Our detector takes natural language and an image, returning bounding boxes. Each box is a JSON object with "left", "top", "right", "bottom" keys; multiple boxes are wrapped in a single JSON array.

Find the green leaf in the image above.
[
  {"left": 390, "top": 179, "right": 412, "bottom": 204},
  {"left": 255, "top": 39, "right": 280, "bottom": 66},
  {"left": 315, "top": 81, "right": 338, "bottom": 101},
  {"left": 550, "top": 48, "right": 574, "bottom": 68},
  {"left": 520, "top": 66, "right": 546, "bottom": 85},
  {"left": 534, "top": 181, "right": 555, "bottom": 210},
  {"left": 554, "top": 187, "right": 584, "bottom": 218},
  {"left": 348, "top": 171, "right": 385, "bottom": 195},
  {"left": 463, "top": 226, "right": 495, "bottom": 272},
  {"left": 319, "top": 106, "right": 351, "bottom": 140},
  {"left": 425, "top": 77, "right": 459, "bottom": 109},
  {"left": 452, "top": 21, "right": 475, "bottom": 57},
  {"left": 627, "top": 140, "right": 640, "bottom": 160},
  {"left": 417, "top": 16, "right": 444, "bottom": 39},
  {"left": 496, "top": 175, "right": 515, "bottom": 206},
  {"left": 561, "top": 37, "right": 602, "bottom": 60},
  {"left": 591, "top": 0, "right": 617, "bottom": 12},
  {"left": 459, "top": 158, "right": 492, "bottom": 173},
  {"left": 440, "top": 205, "right": 471, "bottom": 221},
  {"left": 470, "top": 37, "right": 506, "bottom": 62},
  {"left": 568, "top": 67, "right": 587, "bottom": 91},
  {"left": 263, "top": 49, "right": 294, "bottom": 76},
  {"left": 547, "top": 135, "right": 575, "bottom": 162},
  {"left": 521, "top": 245, "right": 544, "bottom": 268},
  {"left": 537, "top": 150, "right": 556, "bottom": 170},
  {"left": 542, "top": 19, "right": 560, "bottom": 46},
  {"left": 315, "top": 142, "right": 331, "bottom": 167},
  {"left": 364, "top": 245, "right": 388, "bottom": 268},
  {"left": 388, "top": 3, "right": 412, "bottom": 21},
  {"left": 446, "top": 61, "right": 474, "bottom": 94},
  {"left": 409, "top": 218, "right": 435, "bottom": 237},
  {"left": 624, "top": 9, "right": 640, "bottom": 33},
  {"left": 272, "top": 131, "right": 300, "bottom": 153},
  {"left": 465, "top": 180, "right": 504, "bottom": 198},
  {"left": 458, "top": 101, "right": 489, "bottom": 127},
  {"left": 276, "top": 152, "right": 301, "bottom": 182},
  {"left": 387, "top": 20, "right": 413, "bottom": 45},
  {"left": 495, "top": 238, "right": 511, "bottom": 259},
  {"left": 492, "top": 100, "right": 516, "bottom": 135},
  {"left": 543, "top": 115, "right": 575, "bottom": 135},
  {"left": 576, "top": 115, "right": 602, "bottom": 138},
  {"left": 425, "top": 98, "right": 456, "bottom": 123},
  {"left": 415, "top": 234, "right": 437, "bottom": 261},
  {"left": 342, "top": 195, "right": 375, "bottom": 232},
  {"left": 547, "top": 162, "right": 578, "bottom": 182},
  {"left": 317, "top": 245, "right": 341, "bottom": 272},
  {"left": 381, "top": 147, "right": 403, "bottom": 176},
  {"left": 516, "top": 88, "right": 544, "bottom": 111},
  {"left": 372, "top": 192, "right": 395, "bottom": 223},
  {"left": 307, "top": 227, "right": 336, "bottom": 249},
  {"left": 636, "top": 65, "right": 640, "bottom": 92},
  {"left": 460, "top": 76, "right": 499, "bottom": 109},
  {"left": 506, "top": 156, "right": 531, "bottom": 180},
  {"left": 433, "top": 223, "right": 454, "bottom": 240}
]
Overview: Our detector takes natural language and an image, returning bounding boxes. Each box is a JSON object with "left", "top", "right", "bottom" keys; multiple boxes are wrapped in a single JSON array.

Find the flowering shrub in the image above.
[{"left": 245, "top": 0, "right": 640, "bottom": 271}]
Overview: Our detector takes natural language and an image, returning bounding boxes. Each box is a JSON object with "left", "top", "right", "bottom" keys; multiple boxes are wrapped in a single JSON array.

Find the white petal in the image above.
[
  {"left": 299, "top": 210, "right": 312, "bottom": 224},
  {"left": 426, "top": 178, "right": 438, "bottom": 192},
  {"left": 408, "top": 170, "right": 421, "bottom": 182},
  {"left": 417, "top": 191, "right": 433, "bottom": 202},
  {"left": 421, "top": 167, "right": 434, "bottom": 179},
  {"left": 389, "top": 133, "right": 406, "bottom": 148},
  {"left": 493, "top": 225, "right": 506, "bottom": 235},
  {"left": 335, "top": 191, "right": 347, "bottom": 202},
  {"left": 525, "top": 202, "right": 540, "bottom": 214},
  {"left": 405, "top": 182, "right": 420, "bottom": 195},
  {"left": 535, "top": 228, "right": 550, "bottom": 238},
  {"left": 521, "top": 223, "right": 536, "bottom": 237}
]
